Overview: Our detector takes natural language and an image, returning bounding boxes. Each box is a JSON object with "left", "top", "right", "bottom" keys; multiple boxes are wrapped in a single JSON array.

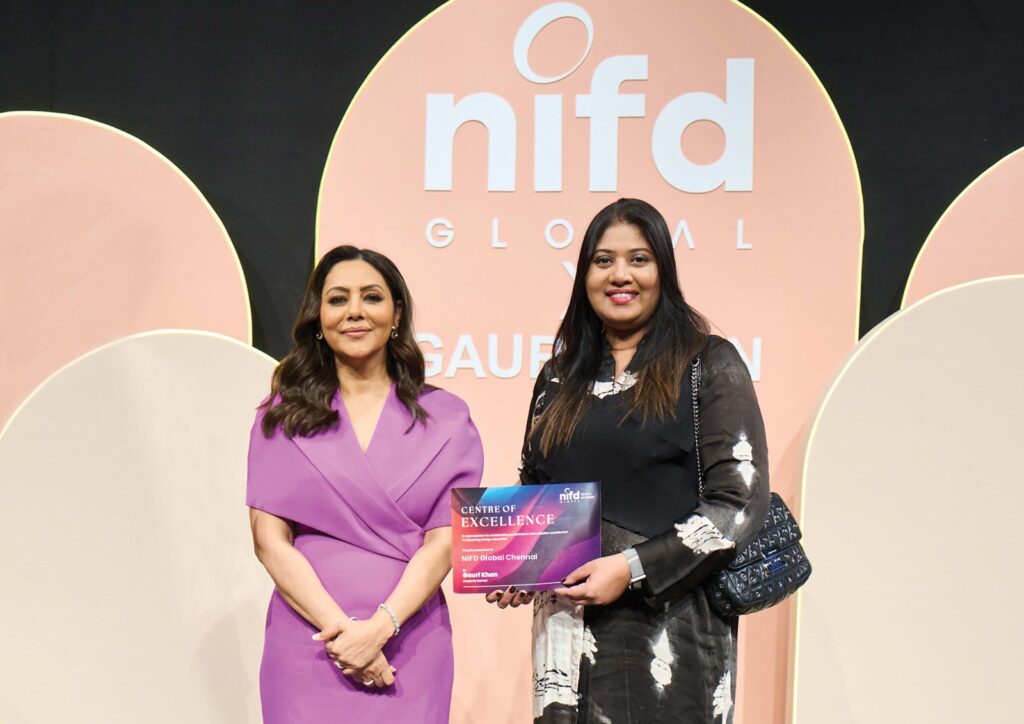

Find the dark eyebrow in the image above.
[
  {"left": 324, "top": 284, "right": 384, "bottom": 294},
  {"left": 591, "top": 247, "right": 651, "bottom": 255}
]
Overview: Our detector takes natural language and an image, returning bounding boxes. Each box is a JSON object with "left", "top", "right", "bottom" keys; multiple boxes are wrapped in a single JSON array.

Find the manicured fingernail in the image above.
[
  {"left": 560, "top": 578, "right": 566, "bottom": 583},
  {"left": 519, "top": 591, "right": 528, "bottom": 599},
  {"left": 509, "top": 586, "right": 517, "bottom": 593}
]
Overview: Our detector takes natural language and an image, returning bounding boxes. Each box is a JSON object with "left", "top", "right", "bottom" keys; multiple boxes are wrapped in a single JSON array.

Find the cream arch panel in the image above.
[
  {"left": 793, "top": 276, "right": 1024, "bottom": 723},
  {"left": 0, "top": 331, "right": 274, "bottom": 723}
]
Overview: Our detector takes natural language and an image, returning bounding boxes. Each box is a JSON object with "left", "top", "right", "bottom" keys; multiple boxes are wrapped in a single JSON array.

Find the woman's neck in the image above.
[
  {"left": 335, "top": 354, "right": 391, "bottom": 398},
  {"left": 605, "top": 326, "right": 647, "bottom": 377},
  {"left": 605, "top": 326, "right": 646, "bottom": 351}
]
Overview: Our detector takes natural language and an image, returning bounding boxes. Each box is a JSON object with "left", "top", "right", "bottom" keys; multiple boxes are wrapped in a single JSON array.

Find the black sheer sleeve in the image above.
[
  {"left": 518, "top": 362, "right": 552, "bottom": 486},
  {"left": 634, "top": 337, "right": 771, "bottom": 603}
]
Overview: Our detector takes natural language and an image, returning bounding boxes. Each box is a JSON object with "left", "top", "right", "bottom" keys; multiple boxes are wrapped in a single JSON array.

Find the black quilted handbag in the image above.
[{"left": 691, "top": 358, "right": 812, "bottom": 617}]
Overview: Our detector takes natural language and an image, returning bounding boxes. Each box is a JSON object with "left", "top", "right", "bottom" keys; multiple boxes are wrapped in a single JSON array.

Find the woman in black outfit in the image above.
[{"left": 488, "top": 198, "right": 770, "bottom": 724}]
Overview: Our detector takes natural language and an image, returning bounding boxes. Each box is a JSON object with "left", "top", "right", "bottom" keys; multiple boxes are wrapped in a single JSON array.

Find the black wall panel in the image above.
[{"left": 3, "top": 0, "right": 1022, "bottom": 356}]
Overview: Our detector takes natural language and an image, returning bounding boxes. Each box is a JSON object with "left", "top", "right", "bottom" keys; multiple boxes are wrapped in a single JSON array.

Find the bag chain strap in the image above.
[{"left": 691, "top": 357, "right": 704, "bottom": 497}]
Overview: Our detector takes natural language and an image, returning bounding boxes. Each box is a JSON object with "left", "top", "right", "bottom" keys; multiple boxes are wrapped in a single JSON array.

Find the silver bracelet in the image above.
[{"left": 378, "top": 602, "right": 400, "bottom": 637}]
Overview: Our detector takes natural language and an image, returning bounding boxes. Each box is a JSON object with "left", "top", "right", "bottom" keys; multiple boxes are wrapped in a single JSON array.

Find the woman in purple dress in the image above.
[{"left": 246, "top": 245, "right": 483, "bottom": 723}]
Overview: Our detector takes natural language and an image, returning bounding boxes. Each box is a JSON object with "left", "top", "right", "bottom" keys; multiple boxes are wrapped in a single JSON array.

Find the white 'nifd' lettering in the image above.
[{"left": 424, "top": 2, "right": 754, "bottom": 194}]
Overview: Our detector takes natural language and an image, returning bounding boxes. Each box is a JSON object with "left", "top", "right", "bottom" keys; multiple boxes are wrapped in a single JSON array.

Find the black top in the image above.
[
  {"left": 520, "top": 338, "right": 699, "bottom": 537},
  {"left": 520, "top": 334, "right": 771, "bottom": 601}
]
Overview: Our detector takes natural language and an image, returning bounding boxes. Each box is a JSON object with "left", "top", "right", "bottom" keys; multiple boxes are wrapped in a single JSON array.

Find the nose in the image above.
[
  {"left": 347, "top": 297, "right": 365, "bottom": 319},
  {"left": 610, "top": 258, "right": 631, "bottom": 284}
]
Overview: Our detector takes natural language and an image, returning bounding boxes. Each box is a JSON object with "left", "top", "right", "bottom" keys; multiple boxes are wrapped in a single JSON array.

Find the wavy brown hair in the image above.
[
  {"left": 260, "top": 245, "right": 428, "bottom": 438},
  {"left": 537, "top": 198, "right": 709, "bottom": 455}
]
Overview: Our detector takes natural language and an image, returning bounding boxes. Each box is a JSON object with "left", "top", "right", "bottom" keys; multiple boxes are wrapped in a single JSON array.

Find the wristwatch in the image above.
[{"left": 622, "top": 547, "right": 646, "bottom": 591}]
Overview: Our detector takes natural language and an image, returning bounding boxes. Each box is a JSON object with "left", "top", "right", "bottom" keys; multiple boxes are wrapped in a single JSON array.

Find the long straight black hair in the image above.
[
  {"left": 538, "top": 198, "right": 709, "bottom": 454},
  {"left": 260, "top": 245, "right": 428, "bottom": 438}
]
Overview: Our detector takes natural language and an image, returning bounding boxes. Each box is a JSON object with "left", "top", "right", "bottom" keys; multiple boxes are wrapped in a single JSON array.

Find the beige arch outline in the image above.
[
  {"left": 900, "top": 146, "right": 1024, "bottom": 309},
  {"left": 0, "top": 329, "right": 276, "bottom": 443},
  {"left": 732, "top": 0, "right": 865, "bottom": 340},
  {"left": 790, "top": 272, "right": 1024, "bottom": 724},
  {"left": 314, "top": 0, "right": 865, "bottom": 342},
  {"left": 0, "top": 110, "right": 254, "bottom": 343},
  {"left": 314, "top": 0, "right": 456, "bottom": 264}
]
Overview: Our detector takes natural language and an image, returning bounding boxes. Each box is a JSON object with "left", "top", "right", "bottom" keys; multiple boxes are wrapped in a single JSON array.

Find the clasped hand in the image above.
[{"left": 313, "top": 616, "right": 396, "bottom": 687}]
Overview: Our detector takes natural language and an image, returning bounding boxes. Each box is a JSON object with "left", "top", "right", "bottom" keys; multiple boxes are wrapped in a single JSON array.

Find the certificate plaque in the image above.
[{"left": 450, "top": 482, "right": 601, "bottom": 593}]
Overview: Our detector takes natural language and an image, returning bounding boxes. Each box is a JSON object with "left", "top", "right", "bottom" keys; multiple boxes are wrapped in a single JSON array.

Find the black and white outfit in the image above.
[{"left": 522, "top": 335, "right": 770, "bottom": 724}]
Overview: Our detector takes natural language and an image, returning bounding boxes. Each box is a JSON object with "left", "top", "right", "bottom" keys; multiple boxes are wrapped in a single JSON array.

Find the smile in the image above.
[
  {"left": 341, "top": 328, "right": 372, "bottom": 338},
  {"left": 606, "top": 290, "right": 638, "bottom": 305}
]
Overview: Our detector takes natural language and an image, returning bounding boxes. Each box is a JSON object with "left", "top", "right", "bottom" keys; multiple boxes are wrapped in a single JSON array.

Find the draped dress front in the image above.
[{"left": 246, "top": 386, "right": 483, "bottom": 723}]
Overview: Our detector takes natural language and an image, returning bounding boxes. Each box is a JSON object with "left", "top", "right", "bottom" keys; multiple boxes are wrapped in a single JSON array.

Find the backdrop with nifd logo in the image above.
[{"left": 2, "top": 1, "right": 1022, "bottom": 723}]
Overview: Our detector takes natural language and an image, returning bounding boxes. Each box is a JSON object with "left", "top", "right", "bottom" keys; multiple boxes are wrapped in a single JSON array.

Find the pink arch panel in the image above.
[
  {"left": 0, "top": 112, "right": 251, "bottom": 427},
  {"left": 903, "top": 147, "right": 1024, "bottom": 307}
]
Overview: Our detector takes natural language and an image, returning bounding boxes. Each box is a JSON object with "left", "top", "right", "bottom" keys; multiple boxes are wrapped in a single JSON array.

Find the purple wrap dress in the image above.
[{"left": 246, "top": 386, "right": 483, "bottom": 723}]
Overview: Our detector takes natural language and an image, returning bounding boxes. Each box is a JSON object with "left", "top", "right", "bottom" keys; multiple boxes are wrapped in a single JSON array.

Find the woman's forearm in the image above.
[
  {"left": 371, "top": 528, "right": 452, "bottom": 633},
  {"left": 257, "top": 538, "right": 347, "bottom": 630}
]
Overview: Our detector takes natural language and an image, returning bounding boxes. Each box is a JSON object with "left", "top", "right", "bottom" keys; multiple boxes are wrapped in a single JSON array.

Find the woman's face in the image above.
[
  {"left": 319, "top": 259, "right": 399, "bottom": 368},
  {"left": 585, "top": 222, "right": 661, "bottom": 335}
]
